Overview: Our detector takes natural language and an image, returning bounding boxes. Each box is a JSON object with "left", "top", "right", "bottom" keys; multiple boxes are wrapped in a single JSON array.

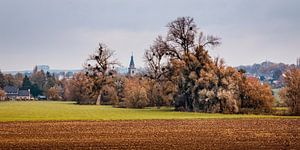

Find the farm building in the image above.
[{"left": 3, "top": 86, "right": 31, "bottom": 100}]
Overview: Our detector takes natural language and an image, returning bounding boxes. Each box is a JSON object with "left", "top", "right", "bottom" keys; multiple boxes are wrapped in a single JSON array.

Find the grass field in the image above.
[
  {"left": 1, "top": 101, "right": 299, "bottom": 149},
  {"left": 0, "top": 101, "right": 299, "bottom": 121}
]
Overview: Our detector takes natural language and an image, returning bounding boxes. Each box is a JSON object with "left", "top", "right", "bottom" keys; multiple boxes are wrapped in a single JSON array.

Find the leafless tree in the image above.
[{"left": 85, "top": 43, "right": 119, "bottom": 105}]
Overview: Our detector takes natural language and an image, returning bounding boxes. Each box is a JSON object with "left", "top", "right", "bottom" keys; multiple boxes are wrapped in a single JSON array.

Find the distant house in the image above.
[
  {"left": 3, "top": 86, "right": 31, "bottom": 100},
  {"left": 17, "top": 90, "right": 31, "bottom": 100}
]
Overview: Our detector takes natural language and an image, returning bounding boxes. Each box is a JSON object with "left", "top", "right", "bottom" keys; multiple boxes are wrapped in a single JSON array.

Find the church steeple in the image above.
[
  {"left": 129, "top": 54, "right": 135, "bottom": 68},
  {"left": 128, "top": 53, "right": 136, "bottom": 76}
]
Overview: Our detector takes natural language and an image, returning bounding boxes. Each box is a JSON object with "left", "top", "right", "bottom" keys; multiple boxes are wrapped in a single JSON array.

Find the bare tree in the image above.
[{"left": 85, "top": 43, "right": 119, "bottom": 105}]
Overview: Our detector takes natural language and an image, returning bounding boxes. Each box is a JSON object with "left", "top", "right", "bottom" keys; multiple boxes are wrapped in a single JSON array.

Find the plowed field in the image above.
[{"left": 0, "top": 119, "right": 299, "bottom": 149}]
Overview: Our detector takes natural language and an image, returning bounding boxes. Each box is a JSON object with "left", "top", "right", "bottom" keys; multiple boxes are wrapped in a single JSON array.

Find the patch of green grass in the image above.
[
  {"left": 273, "top": 107, "right": 288, "bottom": 111},
  {"left": 0, "top": 101, "right": 299, "bottom": 122}
]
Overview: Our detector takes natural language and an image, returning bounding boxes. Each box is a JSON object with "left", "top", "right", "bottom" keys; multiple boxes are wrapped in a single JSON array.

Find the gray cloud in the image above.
[{"left": 0, "top": 0, "right": 300, "bottom": 71}]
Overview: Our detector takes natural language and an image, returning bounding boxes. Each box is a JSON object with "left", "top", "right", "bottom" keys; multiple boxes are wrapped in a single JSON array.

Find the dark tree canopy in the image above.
[{"left": 21, "top": 75, "right": 32, "bottom": 90}]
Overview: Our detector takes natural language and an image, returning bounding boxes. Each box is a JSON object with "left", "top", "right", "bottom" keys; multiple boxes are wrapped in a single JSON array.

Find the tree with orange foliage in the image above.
[
  {"left": 280, "top": 68, "right": 300, "bottom": 115},
  {"left": 63, "top": 73, "right": 96, "bottom": 104},
  {"left": 123, "top": 77, "right": 149, "bottom": 108},
  {"left": 46, "top": 85, "right": 61, "bottom": 100},
  {"left": 238, "top": 76, "right": 274, "bottom": 113}
]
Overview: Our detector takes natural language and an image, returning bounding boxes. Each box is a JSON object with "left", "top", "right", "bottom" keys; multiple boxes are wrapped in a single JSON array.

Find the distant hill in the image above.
[{"left": 236, "top": 61, "right": 295, "bottom": 80}]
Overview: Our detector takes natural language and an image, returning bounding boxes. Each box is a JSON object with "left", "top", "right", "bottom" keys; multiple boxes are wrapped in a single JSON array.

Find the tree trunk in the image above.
[{"left": 96, "top": 91, "right": 102, "bottom": 105}]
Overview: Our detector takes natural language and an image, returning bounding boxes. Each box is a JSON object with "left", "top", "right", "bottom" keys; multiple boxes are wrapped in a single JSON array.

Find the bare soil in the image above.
[{"left": 0, "top": 119, "right": 299, "bottom": 149}]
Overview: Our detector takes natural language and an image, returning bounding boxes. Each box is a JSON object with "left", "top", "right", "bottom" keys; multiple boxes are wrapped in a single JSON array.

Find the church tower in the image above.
[{"left": 128, "top": 53, "right": 136, "bottom": 76}]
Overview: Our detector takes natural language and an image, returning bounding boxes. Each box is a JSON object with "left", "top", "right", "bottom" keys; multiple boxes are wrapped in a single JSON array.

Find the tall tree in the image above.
[
  {"left": 85, "top": 43, "right": 119, "bottom": 105},
  {"left": 145, "top": 17, "right": 221, "bottom": 112}
]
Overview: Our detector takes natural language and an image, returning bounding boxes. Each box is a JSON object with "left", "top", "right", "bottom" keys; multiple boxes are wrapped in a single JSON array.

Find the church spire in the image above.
[
  {"left": 129, "top": 53, "right": 135, "bottom": 68},
  {"left": 128, "top": 52, "right": 136, "bottom": 76}
]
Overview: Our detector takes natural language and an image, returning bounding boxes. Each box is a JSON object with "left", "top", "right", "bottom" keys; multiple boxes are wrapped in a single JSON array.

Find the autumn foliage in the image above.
[
  {"left": 239, "top": 76, "right": 274, "bottom": 113},
  {"left": 63, "top": 73, "right": 96, "bottom": 104},
  {"left": 123, "top": 78, "right": 149, "bottom": 108},
  {"left": 61, "top": 17, "right": 276, "bottom": 114},
  {"left": 280, "top": 68, "right": 300, "bottom": 115}
]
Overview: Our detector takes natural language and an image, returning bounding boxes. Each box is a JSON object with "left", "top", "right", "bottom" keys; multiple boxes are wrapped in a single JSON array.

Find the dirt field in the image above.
[{"left": 0, "top": 119, "right": 299, "bottom": 149}]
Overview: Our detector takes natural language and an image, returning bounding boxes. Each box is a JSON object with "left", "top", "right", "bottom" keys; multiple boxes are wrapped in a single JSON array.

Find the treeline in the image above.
[
  {"left": 68, "top": 17, "right": 299, "bottom": 115},
  {"left": 1, "top": 17, "right": 299, "bottom": 115},
  {"left": 63, "top": 17, "right": 275, "bottom": 114}
]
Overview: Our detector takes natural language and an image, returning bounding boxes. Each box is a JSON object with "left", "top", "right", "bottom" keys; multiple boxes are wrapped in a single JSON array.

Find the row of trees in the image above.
[
  {"left": 62, "top": 17, "right": 276, "bottom": 114},
  {"left": 1, "top": 17, "right": 298, "bottom": 115}
]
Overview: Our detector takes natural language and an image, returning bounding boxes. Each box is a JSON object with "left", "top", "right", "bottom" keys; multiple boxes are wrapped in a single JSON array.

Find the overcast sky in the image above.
[{"left": 0, "top": 0, "right": 299, "bottom": 71}]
